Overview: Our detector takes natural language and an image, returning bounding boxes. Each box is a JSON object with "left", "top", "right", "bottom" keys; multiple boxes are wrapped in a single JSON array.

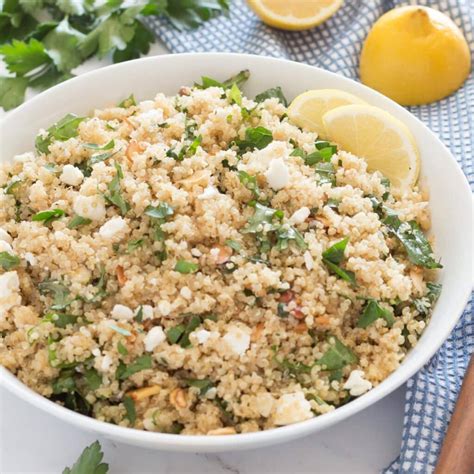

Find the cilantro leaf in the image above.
[
  {"left": 317, "top": 337, "right": 358, "bottom": 371},
  {"left": 113, "top": 20, "right": 153, "bottom": 63},
  {"left": 104, "top": 162, "right": 130, "bottom": 216},
  {"left": 357, "top": 299, "right": 395, "bottom": 328},
  {"left": 383, "top": 214, "right": 442, "bottom": 269},
  {"left": 174, "top": 260, "right": 199, "bottom": 274},
  {"left": 0, "top": 76, "right": 28, "bottom": 110},
  {"left": 236, "top": 126, "right": 273, "bottom": 152},
  {"left": 275, "top": 224, "right": 307, "bottom": 251},
  {"left": 0, "top": 251, "right": 20, "bottom": 270},
  {"left": 0, "top": 37, "right": 50, "bottom": 75},
  {"left": 255, "top": 86, "right": 288, "bottom": 106},
  {"left": 62, "top": 441, "right": 109, "bottom": 474},
  {"left": 32, "top": 208, "right": 65, "bottom": 225},
  {"left": 116, "top": 354, "right": 152, "bottom": 380},
  {"left": 35, "top": 113, "right": 85, "bottom": 154}
]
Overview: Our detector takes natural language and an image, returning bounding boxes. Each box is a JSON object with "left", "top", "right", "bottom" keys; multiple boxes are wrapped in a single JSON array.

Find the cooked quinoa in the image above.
[{"left": 0, "top": 72, "right": 442, "bottom": 435}]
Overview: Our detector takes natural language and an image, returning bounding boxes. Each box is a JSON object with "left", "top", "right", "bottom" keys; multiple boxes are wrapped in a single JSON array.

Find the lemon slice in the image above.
[
  {"left": 288, "top": 89, "right": 367, "bottom": 138},
  {"left": 322, "top": 104, "right": 420, "bottom": 188},
  {"left": 247, "top": 0, "right": 344, "bottom": 31}
]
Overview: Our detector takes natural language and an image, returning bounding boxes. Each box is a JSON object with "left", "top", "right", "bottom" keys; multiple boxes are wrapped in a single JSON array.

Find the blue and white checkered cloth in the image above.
[{"left": 147, "top": 1, "right": 473, "bottom": 471}]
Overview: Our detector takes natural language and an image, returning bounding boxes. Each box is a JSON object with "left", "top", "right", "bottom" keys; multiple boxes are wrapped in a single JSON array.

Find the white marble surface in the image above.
[
  {"left": 0, "top": 384, "right": 405, "bottom": 473},
  {"left": 0, "top": 42, "right": 407, "bottom": 474}
]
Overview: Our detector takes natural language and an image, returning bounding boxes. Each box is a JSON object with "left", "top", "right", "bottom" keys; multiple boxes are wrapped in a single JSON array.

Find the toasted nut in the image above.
[
  {"left": 294, "top": 322, "right": 308, "bottom": 333},
  {"left": 212, "top": 245, "right": 233, "bottom": 265},
  {"left": 179, "top": 170, "right": 211, "bottom": 187},
  {"left": 207, "top": 427, "right": 236, "bottom": 435},
  {"left": 126, "top": 139, "right": 144, "bottom": 160},
  {"left": 317, "top": 215, "right": 331, "bottom": 227},
  {"left": 251, "top": 322, "right": 265, "bottom": 342},
  {"left": 170, "top": 388, "right": 187, "bottom": 409},
  {"left": 315, "top": 316, "right": 330, "bottom": 326},
  {"left": 127, "top": 385, "right": 160, "bottom": 401},
  {"left": 116, "top": 265, "right": 126, "bottom": 286},
  {"left": 279, "top": 290, "right": 294, "bottom": 304},
  {"left": 179, "top": 86, "right": 191, "bottom": 96}
]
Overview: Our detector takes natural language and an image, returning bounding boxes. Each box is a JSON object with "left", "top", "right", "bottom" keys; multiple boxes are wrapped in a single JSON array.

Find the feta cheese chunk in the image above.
[
  {"left": 289, "top": 206, "right": 310, "bottom": 224},
  {"left": 60, "top": 165, "right": 84, "bottom": 186},
  {"left": 73, "top": 195, "right": 106, "bottom": 221},
  {"left": 197, "top": 185, "right": 219, "bottom": 200},
  {"left": 193, "top": 329, "right": 211, "bottom": 344},
  {"left": 111, "top": 304, "right": 134, "bottom": 321},
  {"left": 135, "top": 304, "right": 154, "bottom": 320},
  {"left": 303, "top": 251, "right": 314, "bottom": 271},
  {"left": 0, "top": 228, "right": 12, "bottom": 243},
  {"left": 0, "top": 271, "right": 21, "bottom": 318},
  {"left": 99, "top": 216, "right": 128, "bottom": 240},
  {"left": 223, "top": 325, "right": 251, "bottom": 356},
  {"left": 274, "top": 392, "right": 313, "bottom": 426},
  {"left": 343, "top": 370, "right": 373, "bottom": 396},
  {"left": 144, "top": 326, "right": 166, "bottom": 351},
  {"left": 0, "top": 240, "right": 13, "bottom": 254},
  {"left": 265, "top": 158, "right": 289, "bottom": 190}
]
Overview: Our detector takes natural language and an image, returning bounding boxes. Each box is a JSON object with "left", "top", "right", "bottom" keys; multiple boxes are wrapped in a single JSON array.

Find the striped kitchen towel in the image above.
[{"left": 146, "top": 1, "right": 473, "bottom": 472}]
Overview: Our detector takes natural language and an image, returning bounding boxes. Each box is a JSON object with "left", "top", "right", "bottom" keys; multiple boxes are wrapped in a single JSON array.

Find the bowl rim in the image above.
[{"left": 1, "top": 52, "right": 472, "bottom": 452}]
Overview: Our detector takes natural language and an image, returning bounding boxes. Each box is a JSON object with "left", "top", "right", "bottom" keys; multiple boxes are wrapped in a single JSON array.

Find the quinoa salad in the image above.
[{"left": 0, "top": 71, "right": 442, "bottom": 435}]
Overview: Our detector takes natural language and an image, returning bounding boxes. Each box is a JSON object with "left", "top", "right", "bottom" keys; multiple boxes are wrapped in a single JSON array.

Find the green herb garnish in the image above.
[
  {"left": 67, "top": 215, "right": 92, "bottom": 229},
  {"left": 104, "top": 162, "right": 130, "bottom": 216},
  {"left": 255, "top": 86, "right": 288, "bottom": 106},
  {"left": 62, "top": 440, "right": 108, "bottom": 474},
  {"left": 174, "top": 260, "right": 199, "bottom": 274},
  {"left": 118, "top": 94, "right": 136, "bottom": 108},
  {"left": 144, "top": 202, "right": 174, "bottom": 241},
  {"left": 413, "top": 282, "right": 442, "bottom": 316},
  {"left": 195, "top": 69, "right": 250, "bottom": 90},
  {"left": 117, "top": 340, "right": 129, "bottom": 356},
  {"left": 225, "top": 239, "right": 241, "bottom": 252},
  {"left": 322, "top": 237, "right": 356, "bottom": 284},
  {"left": 83, "top": 140, "right": 115, "bottom": 151},
  {"left": 317, "top": 337, "right": 358, "bottom": 371},
  {"left": 0, "top": 251, "right": 20, "bottom": 270},
  {"left": 166, "top": 314, "right": 204, "bottom": 348},
  {"left": 357, "top": 299, "right": 395, "bottom": 328},
  {"left": 123, "top": 395, "right": 136, "bottom": 425},
  {"left": 35, "top": 113, "right": 85, "bottom": 154},
  {"left": 238, "top": 170, "right": 260, "bottom": 199},
  {"left": 116, "top": 354, "right": 152, "bottom": 380},
  {"left": 42, "top": 312, "right": 77, "bottom": 328},
  {"left": 32, "top": 208, "right": 65, "bottom": 225},
  {"left": 38, "top": 280, "right": 72, "bottom": 310},
  {"left": 185, "top": 378, "right": 214, "bottom": 395},
  {"left": 236, "top": 126, "right": 273, "bottom": 152}
]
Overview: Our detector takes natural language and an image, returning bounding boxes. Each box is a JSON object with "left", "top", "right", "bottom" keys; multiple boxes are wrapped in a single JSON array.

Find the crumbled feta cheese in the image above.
[
  {"left": 99, "top": 216, "right": 127, "bottom": 240},
  {"left": 180, "top": 286, "right": 192, "bottom": 300},
  {"left": 289, "top": 207, "right": 310, "bottom": 224},
  {"left": 0, "top": 240, "right": 13, "bottom": 254},
  {"left": 60, "top": 164, "right": 84, "bottom": 186},
  {"left": 158, "top": 300, "right": 171, "bottom": 316},
  {"left": 23, "top": 252, "right": 36, "bottom": 266},
  {"left": 223, "top": 325, "right": 251, "bottom": 356},
  {"left": 144, "top": 326, "right": 166, "bottom": 352},
  {"left": 13, "top": 152, "right": 34, "bottom": 164},
  {"left": 139, "top": 100, "right": 155, "bottom": 112},
  {"left": 111, "top": 304, "right": 134, "bottom": 321},
  {"left": 265, "top": 158, "right": 289, "bottom": 190},
  {"left": 100, "top": 354, "right": 112, "bottom": 372},
  {"left": 73, "top": 195, "right": 106, "bottom": 221},
  {"left": 136, "top": 304, "right": 154, "bottom": 320},
  {"left": 343, "top": 370, "right": 373, "bottom": 396},
  {"left": 197, "top": 185, "right": 219, "bottom": 200},
  {"left": 303, "top": 251, "right": 314, "bottom": 271},
  {"left": 92, "top": 348, "right": 101, "bottom": 357},
  {"left": 0, "top": 228, "right": 12, "bottom": 243},
  {"left": 193, "top": 329, "right": 211, "bottom": 344},
  {"left": 274, "top": 392, "right": 313, "bottom": 425},
  {"left": 0, "top": 271, "right": 21, "bottom": 318},
  {"left": 191, "top": 248, "right": 202, "bottom": 257},
  {"left": 255, "top": 393, "right": 275, "bottom": 418},
  {"left": 205, "top": 387, "right": 217, "bottom": 399}
]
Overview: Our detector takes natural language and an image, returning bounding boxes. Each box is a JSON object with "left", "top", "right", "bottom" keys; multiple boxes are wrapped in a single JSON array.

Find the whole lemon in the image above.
[{"left": 360, "top": 6, "right": 471, "bottom": 105}]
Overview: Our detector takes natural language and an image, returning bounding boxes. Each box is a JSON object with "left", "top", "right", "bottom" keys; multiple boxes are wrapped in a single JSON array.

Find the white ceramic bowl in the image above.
[{"left": 1, "top": 53, "right": 472, "bottom": 452}]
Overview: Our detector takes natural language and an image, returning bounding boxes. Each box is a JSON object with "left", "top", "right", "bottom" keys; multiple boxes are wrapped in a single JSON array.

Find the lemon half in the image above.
[
  {"left": 322, "top": 104, "right": 420, "bottom": 188},
  {"left": 360, "top": 6, "right": 471, "bottom": 105},
  {"left": 288, "top": 89, "right": 367, "bottom": 138},
  {"left": 247, "top": 0, "right": 344, "bottom": 31}
]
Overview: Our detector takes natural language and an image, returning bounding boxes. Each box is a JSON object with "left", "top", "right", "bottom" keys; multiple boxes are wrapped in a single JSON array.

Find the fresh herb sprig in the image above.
[{"left": 0, "top": 1, "right": 230, "bottom": 110}]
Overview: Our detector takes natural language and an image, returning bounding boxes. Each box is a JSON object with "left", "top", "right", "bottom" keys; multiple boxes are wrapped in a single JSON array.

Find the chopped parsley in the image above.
[
  {"left": 255, "top": 86, "right": 288, "bottom": 106},
  {"left": 413, "top": 282, "right": 442, "bottom": 316},
  {"left": 383, "top": 212, "right": 442, "bottom": 269},
  {"left": 174, "top": 260, "right": 199, "bottom": 274},
  {"left": 166, "top": 314, "right": 211, "bottom": 348},
  {"left": 275, "top": 224, "right": 307, "bottom": 251},
  {"left": 322, "top": 237, "right": 356, "bottom": 284},
  {"left": 238, "top": 170, "right": 260, "bottom": 199},
  {"left": 38, "top": 280, "right": 72, "bottom": 310},
  {"left": 123, "top": 395, "right": 136, "bottom": 425},
  {"left": 35, "top": 113, "right": 85, "bottom": 154},
  {"left": 357, "top": 299, "right": 395, "bottom": 328},
  {"left": 317, "top": 337, "right": 358, "bottom": 371},
  {"left": 235, "top": 126, "right": 273, "bottom": 152},
  {"left": 184, "top": 378, "right": 214, "bottom": 395},
  {"left": 3, "top": 179, "right": 21, "bottom": 195},
  {"left": 229, "top": 83, "right": 242, "bottom": 106},
  {"left": 32, "top": 208, "right": 65, "bottom": 225},
  {"left": 116, "top": 354, "right": 152, "bottom": 380},
  {"left": 0, "top": 251, "right": 20, "bottom": 270},
  {"left": 67, "top": 215, "right": 92, "bottom": 229},
  {"left": 42, "top": 312, "right": 77, "bottom": 328},
  {"left": 117, "top": 341, "right": 129, "bottom": 356},
  {"left": 144, "top": 202, "right": 174, "bottom": 241},
  {"left": 117, "top": 94, "right": 136, "bottom": 108},
  {"left": 104, "top": 162, "right": 130, "bottom": 216},
  {"left": 62, "top": 441, "right": 108, "bottom": 474},
  {"left": 195, "top": 69, "right": 250, "bottom": 90},
  {"left": 127, "top": 238, "right": 144, "bottom": 253},
  {"left": 83, "top": 140, "right": 115, "bottom": 151},
  {"left": 225, "top": 239, "right": 242, "bottom": 252}
]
